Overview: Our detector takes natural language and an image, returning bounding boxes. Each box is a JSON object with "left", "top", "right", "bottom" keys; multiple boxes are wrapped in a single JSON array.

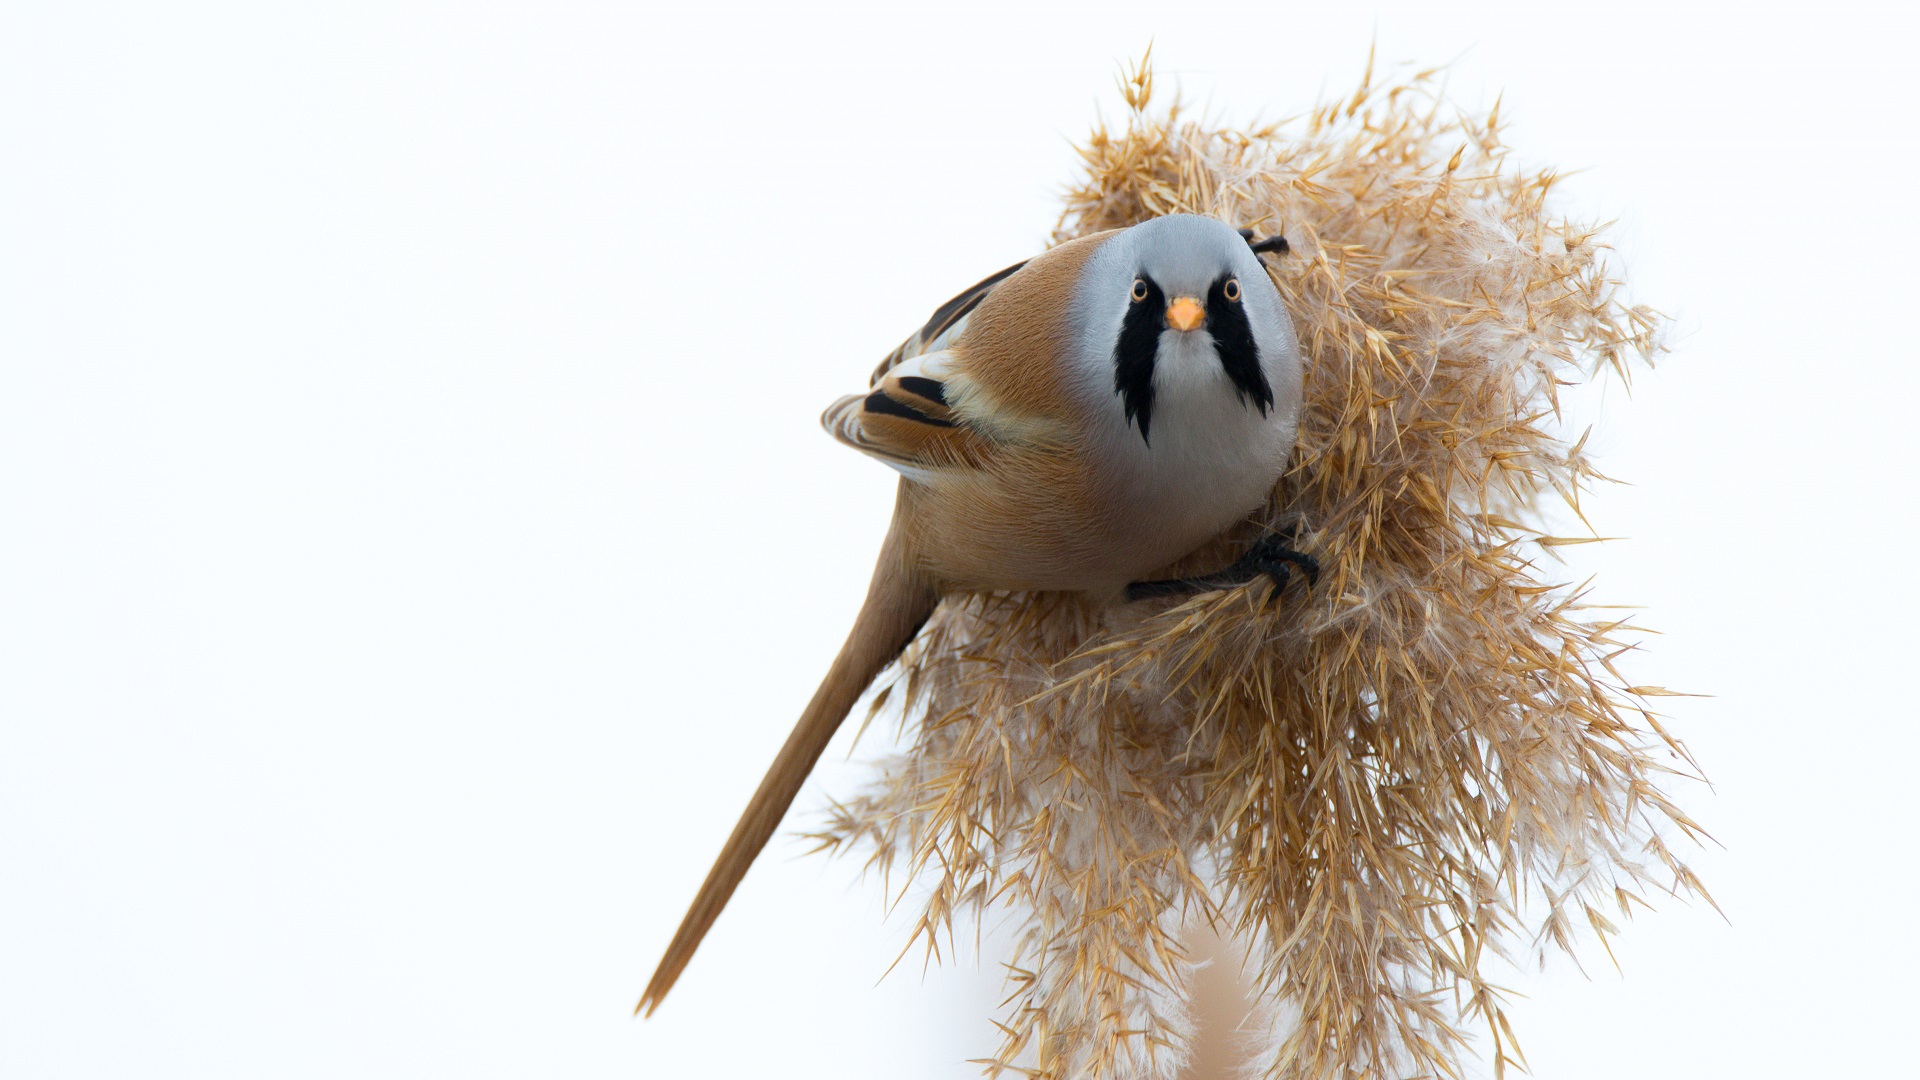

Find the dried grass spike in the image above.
[{"left": 815, "top": 55, "right": 1701, "bottom": 1080}]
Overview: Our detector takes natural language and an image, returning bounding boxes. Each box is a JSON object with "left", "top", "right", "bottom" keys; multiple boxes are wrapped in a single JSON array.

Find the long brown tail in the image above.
[{"left": 637, "top": 519, "right": 936, "bottom": 1016}]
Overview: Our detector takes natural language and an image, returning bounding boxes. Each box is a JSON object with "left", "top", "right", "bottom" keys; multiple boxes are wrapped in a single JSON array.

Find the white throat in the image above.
[{"left": 1089, "top": 329, "right": 1296, "bottom": 572}]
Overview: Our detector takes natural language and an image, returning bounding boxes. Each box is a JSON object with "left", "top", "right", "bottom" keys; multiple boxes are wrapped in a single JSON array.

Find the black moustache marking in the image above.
[
  {"left": 1207, "top": 274, "right": 1273, "bottom": 416},
  {"left": 1113, "top": 274, "right": 1166, "bottom": 445}
]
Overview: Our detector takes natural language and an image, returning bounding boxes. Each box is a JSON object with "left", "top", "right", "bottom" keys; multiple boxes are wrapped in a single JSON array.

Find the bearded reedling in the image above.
[{"left": 639, "top": 214, "right": 1309, "bottom": 1015}]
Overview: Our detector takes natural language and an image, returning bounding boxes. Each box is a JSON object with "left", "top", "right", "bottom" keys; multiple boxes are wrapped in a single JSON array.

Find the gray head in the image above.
[{"left": 1070, "top": 214, "right": 1300, "bottom": 444}]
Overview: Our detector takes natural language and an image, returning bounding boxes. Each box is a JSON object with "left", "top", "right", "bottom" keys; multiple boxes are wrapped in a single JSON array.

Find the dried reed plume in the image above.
[{"left": 813, "top": 53, "right": 1708, "bottom": 1080}]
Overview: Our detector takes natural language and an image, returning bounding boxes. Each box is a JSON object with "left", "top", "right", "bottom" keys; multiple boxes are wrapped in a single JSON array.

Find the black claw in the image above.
[
  {"left": 1240, "top": 532, "right": 1318, "bottom": 589},
  {"left": 1263, "top": 563, "right": 1291, "bottom": 606},
  {"left": 1125, "top": 530, "right": 1319, "bottom": 605},
  {"left": 1274, "top": 546, "right": 1320, "bottom": 587}
]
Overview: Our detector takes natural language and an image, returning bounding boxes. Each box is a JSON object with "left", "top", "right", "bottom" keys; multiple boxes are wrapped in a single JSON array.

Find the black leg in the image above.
[{"left": 1126, "top": 530, "right": 1320, "bottom": 604}]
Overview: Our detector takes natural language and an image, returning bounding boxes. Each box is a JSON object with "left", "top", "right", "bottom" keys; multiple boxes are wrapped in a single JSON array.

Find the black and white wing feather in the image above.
[
  {"left": 866, "top": 258, "right": 1028, "bottom": 384},
  {"left": 825, "top": 257, "right": 1028, "bottom": 479}
]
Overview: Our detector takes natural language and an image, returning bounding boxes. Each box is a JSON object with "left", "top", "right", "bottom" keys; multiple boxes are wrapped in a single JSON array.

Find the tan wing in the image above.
[
  {"left": 867, "top": 258, "right": 1029, "bottom": 384},
  {"left": 823, "top": 351, "right": 994, "bottom": 478},
  {"left": 826, "top": 257, "right": 1031, "bottom": 478}
]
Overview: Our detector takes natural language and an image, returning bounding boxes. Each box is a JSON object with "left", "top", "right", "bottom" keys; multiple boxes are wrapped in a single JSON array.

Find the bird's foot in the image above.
[
  {"left": 1228, "top": 530, "right": 1320, "bottom": 605},
  {"left": 1125, "top": 529, "right": 1319, "bottom": 605}
]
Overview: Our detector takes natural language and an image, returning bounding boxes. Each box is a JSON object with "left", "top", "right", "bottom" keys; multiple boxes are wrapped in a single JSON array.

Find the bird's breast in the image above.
[
  {"left": 913, "top": 327, "right": 1296, "bottom": 595},
  {"left": 1090, "top": 334, "right": 1297, "bottom": 576}
]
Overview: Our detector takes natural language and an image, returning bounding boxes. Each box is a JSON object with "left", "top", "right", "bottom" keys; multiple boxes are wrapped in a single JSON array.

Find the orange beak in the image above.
[{"left": 1165, "top": 296, "right": 1205, "bottom": 332}]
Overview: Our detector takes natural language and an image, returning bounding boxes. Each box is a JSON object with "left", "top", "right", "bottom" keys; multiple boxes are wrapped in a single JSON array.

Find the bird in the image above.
[{"left": 638, "top": 213, "right": 1310, "bottom": 1015}]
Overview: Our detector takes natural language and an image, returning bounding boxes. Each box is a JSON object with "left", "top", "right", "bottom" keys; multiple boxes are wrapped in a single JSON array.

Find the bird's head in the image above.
[{"left": 1074, "top": 214, "right": 1298, "bottom": 445}]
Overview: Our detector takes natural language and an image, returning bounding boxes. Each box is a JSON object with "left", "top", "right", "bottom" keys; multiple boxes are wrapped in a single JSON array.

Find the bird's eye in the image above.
[
  {"left": 1223, "top": 278, "right": 1242, "bottom": 302},
  {"left": 1130, "top": 278, "right": 1149, "bottom": 302}
]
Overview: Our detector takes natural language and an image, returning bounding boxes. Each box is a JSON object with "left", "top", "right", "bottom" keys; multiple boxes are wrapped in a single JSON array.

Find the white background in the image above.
[{"left": 3, "top": 2, "right": 1916, "bottom": 1076}]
